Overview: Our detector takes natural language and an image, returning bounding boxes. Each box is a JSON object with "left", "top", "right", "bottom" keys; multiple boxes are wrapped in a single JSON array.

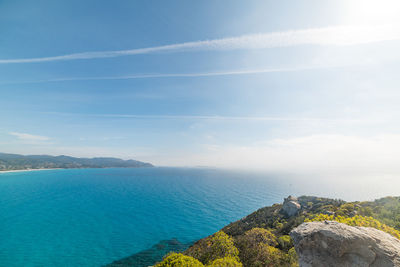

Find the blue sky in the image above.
[{"left": 1, "top": 0, "right": 400, "bottom": 175}]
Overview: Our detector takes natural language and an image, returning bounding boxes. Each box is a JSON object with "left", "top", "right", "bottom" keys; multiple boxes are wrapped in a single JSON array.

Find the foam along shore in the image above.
[{"left": 0, "top": 168, "right": 63, "bottom": 174}]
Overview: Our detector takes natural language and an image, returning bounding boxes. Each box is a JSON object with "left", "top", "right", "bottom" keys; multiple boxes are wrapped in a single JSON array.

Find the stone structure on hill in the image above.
[
  {"left": 281, "top": 195, "right": 301, "bottom": 217},
  {"left": 290, "top": 221, "right": 400, "bottom": 267}
]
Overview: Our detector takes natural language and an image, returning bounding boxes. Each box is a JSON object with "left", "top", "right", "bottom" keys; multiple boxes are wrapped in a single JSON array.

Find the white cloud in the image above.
[
  {"left": 9, "top": 132, "right": 50, "bottom": 144},
  {"left": 1, "top": 24, "right": 399, "bottom": 64}
]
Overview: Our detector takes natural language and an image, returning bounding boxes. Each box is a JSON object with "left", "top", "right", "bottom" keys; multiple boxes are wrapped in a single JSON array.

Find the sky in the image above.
[{"left": 1, "top": 0, "right": 400, "bottom": 176}]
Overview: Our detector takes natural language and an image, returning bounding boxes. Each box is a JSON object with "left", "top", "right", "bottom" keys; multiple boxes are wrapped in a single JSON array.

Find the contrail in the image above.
[
  {"left": 0, "top": 66, "right": 327, "bottom": 84},
  {"left": 42, "top": 111, "right": 365, "bottom": 123},
  {"left": 1, "top": 24, "right": 399, "bottom": 64}
]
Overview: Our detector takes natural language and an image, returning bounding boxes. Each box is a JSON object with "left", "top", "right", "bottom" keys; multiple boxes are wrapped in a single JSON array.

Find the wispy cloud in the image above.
[
  {"left": 9, "top": 132, "right": 49, "bottom": 141},
  {"left": 41, "top": 111, "right": 366, "bottom": 123},
  {"left": 9, "top": 132, "right": 51, "bottom": 144},
  {"left": 0, "top": 65, "right": 342, "bottom": 85},
  {"left": 0, "top": 65, "right": 331, "bottom": 84},
  {"left": 96, "top": 114, "right": 361, "bottom": 123},
  {"left": 1, "top": 24, "right": 399, "bottom": 64}
]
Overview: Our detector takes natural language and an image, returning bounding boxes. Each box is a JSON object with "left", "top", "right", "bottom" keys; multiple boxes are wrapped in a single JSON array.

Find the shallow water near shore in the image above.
[{"left": 0, "top": 167, "right": 398, "bottom": 266}]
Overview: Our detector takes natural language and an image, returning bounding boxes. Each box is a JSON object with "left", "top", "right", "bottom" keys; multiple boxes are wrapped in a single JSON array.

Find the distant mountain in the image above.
[{"left": 0, "top": 152, "right": 153, "bottom": 171}]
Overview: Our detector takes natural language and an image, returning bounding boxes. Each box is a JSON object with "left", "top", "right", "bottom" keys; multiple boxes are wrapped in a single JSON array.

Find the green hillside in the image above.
[{"left": 0, "top": 152, "right": 153, "bottom": 171}]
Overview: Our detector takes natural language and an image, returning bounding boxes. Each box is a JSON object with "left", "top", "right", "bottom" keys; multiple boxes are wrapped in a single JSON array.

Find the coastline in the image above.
[
  {"left": 0, "top": 168, "right": 63, "bottom": 174},
  {"left": 0, "top": 166, "right": 153, "bottom": 174}
]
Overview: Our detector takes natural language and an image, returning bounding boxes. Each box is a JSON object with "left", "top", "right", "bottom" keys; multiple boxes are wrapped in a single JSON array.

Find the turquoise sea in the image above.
[{"left": 0, "top": 167, "right": 398, "bottom": 266}]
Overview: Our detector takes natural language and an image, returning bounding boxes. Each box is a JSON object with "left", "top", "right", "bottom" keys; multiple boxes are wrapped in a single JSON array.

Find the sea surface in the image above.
[{"left": 0, "top": 167, "right": 398, "bottom": 267}]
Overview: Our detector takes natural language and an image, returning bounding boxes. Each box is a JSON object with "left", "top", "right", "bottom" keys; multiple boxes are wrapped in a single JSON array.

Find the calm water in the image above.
[{"left": 0, "top": 167, "right": 398, "bottom": 266}]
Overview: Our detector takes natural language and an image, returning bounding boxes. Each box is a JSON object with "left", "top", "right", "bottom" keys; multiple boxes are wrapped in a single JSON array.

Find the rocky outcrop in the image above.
[
  {"left": 290, "top": 221, "right": 400, "bottom": 267},
  {"left": 281, "top": 195, "right": 301, "bottom": 217}
]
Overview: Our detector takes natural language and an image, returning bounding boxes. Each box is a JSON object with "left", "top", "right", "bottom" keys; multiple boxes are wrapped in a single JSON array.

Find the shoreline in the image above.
[
  {"left": 0, "top": 166, "right": 153, "bottom": 174},
  {"left": 0, "top": 168, "right": 63, "bottom": 174}
]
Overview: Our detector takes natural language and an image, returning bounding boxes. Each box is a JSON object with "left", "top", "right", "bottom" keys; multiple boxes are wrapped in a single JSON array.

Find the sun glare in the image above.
[{"left": 344, "top": 0, "right": 400, "bottom": 25}]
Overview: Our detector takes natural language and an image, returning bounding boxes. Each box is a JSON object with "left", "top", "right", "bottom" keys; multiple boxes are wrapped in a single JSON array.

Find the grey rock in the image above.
[
  {"left": 290, "top": 221, "right": 400, "bottom": 267},
  {"left": 282, "top": 195, "right": 301, "bottom": 217}
]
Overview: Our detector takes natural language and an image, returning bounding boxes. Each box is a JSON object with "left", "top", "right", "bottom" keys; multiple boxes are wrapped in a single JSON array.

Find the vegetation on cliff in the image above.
[{"left": 155, "top": 196, "right": 400, "bottom": 266}]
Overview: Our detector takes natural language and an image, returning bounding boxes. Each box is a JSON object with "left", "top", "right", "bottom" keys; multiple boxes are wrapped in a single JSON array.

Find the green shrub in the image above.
[
  {"left": 257, "top": 244, "right": 286, "bottom": 267},
  {"left": 206, "top": 257, "right": 242, "bottom": 266},
  {"left": 286, "top": 247, "right": 299, "bottom": 267},
  {"left": 242, "top": 228, "right": 277, "bottom": 246},
  {"left": 236, "top": 228, "right": 291, "bottom": 266},
  {"left": 185, "top": 231, "right": 239, "bottom": 264},
  {"left": 155, "top": 252, "right": 204, "bottom": 267},
  {"left": 277, "top": 235, "right": 293, "bottom": 251}
]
